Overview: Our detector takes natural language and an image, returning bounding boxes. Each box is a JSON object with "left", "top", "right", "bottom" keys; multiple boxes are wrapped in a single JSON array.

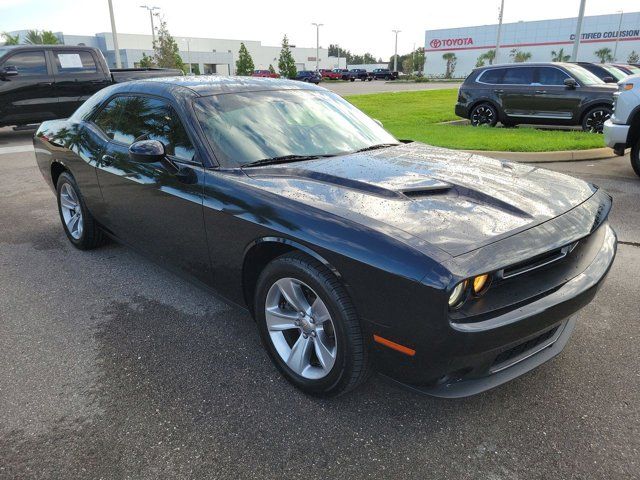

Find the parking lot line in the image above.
[{"left": 0, "top": 145, "right": 34, "bottom": 155}]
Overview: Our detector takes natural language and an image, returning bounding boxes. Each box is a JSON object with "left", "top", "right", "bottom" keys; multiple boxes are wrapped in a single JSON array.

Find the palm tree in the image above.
[
  {"left": 551, "top": 48, "right": 570, "bottom": 62},
  {"left": 594, "top": 48, "right": 613, "bottom": 64},
  {"left": 1, "top": 32, "right": 20, "bottom": 45},
  {"left": 627, "top": 50, "right": 639, "bottom": 64},
  {"left": 442, "top": 52, "right": 457, "bottom": 79},
  {"left": 481, "top": 49, "right": 496, "bottom": 65},
  {"left": 24, "top": 29, "right": 59, "bottom": 45},
  {"left": 510, "top": 49, "right": 532, "bottom": 63}
]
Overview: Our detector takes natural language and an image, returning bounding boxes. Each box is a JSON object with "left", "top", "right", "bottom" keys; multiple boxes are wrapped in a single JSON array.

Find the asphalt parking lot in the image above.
[
  {"left": 0, "top": 126, "right": 638, "bottom": 479},
  {"left": 323, "top": 79, "right": 461, "bottom": 95}
]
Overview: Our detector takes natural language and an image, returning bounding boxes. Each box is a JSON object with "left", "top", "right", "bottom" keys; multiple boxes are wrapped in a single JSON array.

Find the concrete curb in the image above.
[{"left": 462, "top": 147, "right": 617, "bottom": 163}]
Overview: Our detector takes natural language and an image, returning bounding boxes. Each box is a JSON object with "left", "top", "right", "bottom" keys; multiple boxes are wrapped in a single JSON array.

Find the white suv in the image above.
[{"left": 604, "top": 74, "right": 640, "bottom": 176}]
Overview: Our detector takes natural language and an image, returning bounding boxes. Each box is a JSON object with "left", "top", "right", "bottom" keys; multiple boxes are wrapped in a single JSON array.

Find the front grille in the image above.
[{"left": 491, "top": 326, "right": 559, "bottom": 370}]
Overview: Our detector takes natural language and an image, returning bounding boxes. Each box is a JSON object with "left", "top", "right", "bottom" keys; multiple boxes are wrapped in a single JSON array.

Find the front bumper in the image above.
[
  {"left": 377, "top": 224, "right": 617, "bottom": 398},
  {"left": 603, "top": 119, "right": 630, "bottom": 150}
]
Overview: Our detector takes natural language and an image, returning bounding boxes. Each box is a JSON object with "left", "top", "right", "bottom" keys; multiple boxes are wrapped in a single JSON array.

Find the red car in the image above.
[
  {"left": 252, "top": 70, "right": 280, "bottom": 78},
  {"left": 320, "top": 69, "right": 342, "bottom": 80}
]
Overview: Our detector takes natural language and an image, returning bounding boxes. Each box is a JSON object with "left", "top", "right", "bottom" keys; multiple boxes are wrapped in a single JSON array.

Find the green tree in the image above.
[
  {"left": 475, "top": 56, "right": 485, "bottom": 68},
  {"left": 139, "top": 53, "right": 155, "bottom": 68},
  {"left": 152, "top": 18, "right": 186, "bottom": 72},
  {"left": 268, "top": 64, "right": 276, "bottom": 74},
  {"left": 235, "top": 42, "right": 255, "bottom": 76},
  {"left": 551, "top": 48, "right": 570, "bottom": 62},
  {"left": 627, "top": 50, "right": 639, "bottom": 64},
  {"left": 24, "top": 30, "right": 59, "bottom": 45},
  {"left": 594, "top": 47, "right": 613, "bottom": 63},
  {"left": 1, "top": 32, "right": 20, "bottom": 45},
  {"left": 442, "top": 52, "right": 457, "bottom": 78},
  {"left": 510, "top": 49, "right": 532, "bottom": 63},
  {"left": 278, "top": 34, "right": 297, "bottom": 79},
  {"left": 480, "top": 49, "right": 496, "bottom": 65}
]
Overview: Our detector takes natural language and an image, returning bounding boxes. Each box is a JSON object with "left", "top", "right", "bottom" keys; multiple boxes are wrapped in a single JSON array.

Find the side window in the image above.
[
  {"left": 93, "top": 97, "right": 124, "bottom": 139},
  {"left": 53, "top": 51, "right": 97, "bottom": 74},
  {"left": 502, "top": 67, "right": 535, "bottom": 85},
  {"left": 478, "top": 69, "right": 504, "bottom": 84},
  {"left": 2, "top": 51, "right": 47, "bottom": 75},
  {"left": 537, "top": 67, "right": 570, "bottom": 86},
  {"left": 95, "top": 95, "right": 195, "bottom": 161}
]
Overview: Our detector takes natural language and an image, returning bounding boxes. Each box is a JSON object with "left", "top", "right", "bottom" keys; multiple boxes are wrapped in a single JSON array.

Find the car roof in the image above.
[
  {"left": 477, "top": 62, "right": 574, "bottom": 70},
  {"left": 117, "top": 75, "right": 324, "bottom": 97}
]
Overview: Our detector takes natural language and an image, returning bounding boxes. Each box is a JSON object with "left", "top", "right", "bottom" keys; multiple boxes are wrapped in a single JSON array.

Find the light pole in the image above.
[
  {"left": 392, "top": 29, "right": 401, "bottom": 72},
  {"left": 140, "top": 5, "right": 160, "bottom": 42},
  {"left": 495, "top": 0, "right": 504, "bottom": 64},
  {"left": 336, "top": 43, "right": 340, "bottom": 69},
  {"left": 183, "top": 38, "right": 192, "bottom": 74},
  {"left": 312, "top": 23, "right": 323, "bottom": 72},
  {"left": 613, "top": 10, "right": 624, "bottom": 61},
  {"left": 571, "top": 0, "right": 587, "bottom": 62},
  {"left": 107, "top": 0, "right": 122, "bottom": 68}
]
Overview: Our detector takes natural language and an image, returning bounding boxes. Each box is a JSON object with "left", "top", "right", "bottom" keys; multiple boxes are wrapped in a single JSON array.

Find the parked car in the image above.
[
  {"left": 34, "top": 77, "right": 616, "bottom": 397},
  {"left": 252, "top": 69, "right": 279, "bottom": 78},
  {"left": 347, "top": 69, "right": 372, "bottom": 82},
  {"left": 371, "top": 68, "right": 398, "bottom": 80},
  {"left": 574, "top": 62, "right": 627, "bottom": 83},
  {"left": 455, "top": 63, "right": 617, "bottom": 132},
  {"left": 611, "top": 64, "right": 640, "bottom": 76},
  {"left": 319, "top": 69, "right": 341, "bottom": 80},
  {"left": 603, "top": 73, "right": 640, "bottom": 176},
  {"left": 0, "top": 45, "right": 182, "bottom": 128},
  {"left": 332, "top": 68, "right": 350, "bottom": 80},
  {"left": 295, "top": 70, "right": 321, "bottom": 84}
]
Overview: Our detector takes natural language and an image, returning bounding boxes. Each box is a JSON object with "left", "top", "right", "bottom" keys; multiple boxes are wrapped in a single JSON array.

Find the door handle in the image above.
[
  {"left": 37, "top": 82, "right": 53, "bottom": 86},
  {"left": 101, "top": 154, "right": 115, "bottom": 166},
  {"left": 494, "top": 89, "right": 505, "bottom": 94},
  {"left": 535, "top": 90, "right": 547, "bottom": 94},
  {"left": 90, "top": 80, "right": 106, "bottom": 84}
]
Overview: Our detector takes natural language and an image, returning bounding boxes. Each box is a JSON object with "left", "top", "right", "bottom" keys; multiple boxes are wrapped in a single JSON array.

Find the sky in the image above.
[{"left": 1, "top": 0, "right": 639, "bottom": 58}]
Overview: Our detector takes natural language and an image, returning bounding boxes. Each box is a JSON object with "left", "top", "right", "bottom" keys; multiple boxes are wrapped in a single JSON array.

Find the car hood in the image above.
[{"left": 242, "top": 143, "right": 596, "bottom": 257}]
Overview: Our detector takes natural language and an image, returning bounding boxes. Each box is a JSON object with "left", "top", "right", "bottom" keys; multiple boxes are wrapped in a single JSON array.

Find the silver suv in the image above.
[{"left": 604, "top": 74, "right": 640, "bottom": 176}]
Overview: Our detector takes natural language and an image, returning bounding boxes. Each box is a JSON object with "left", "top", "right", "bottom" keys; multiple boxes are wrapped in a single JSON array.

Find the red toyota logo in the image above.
[{"left": 430, "top": 39, "right": 442, "bottom": 49}]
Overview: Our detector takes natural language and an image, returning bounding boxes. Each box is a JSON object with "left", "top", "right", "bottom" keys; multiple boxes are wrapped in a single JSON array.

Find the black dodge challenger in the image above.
[{"left": 34, "top": 77, "right": 617, "bottom": 397}]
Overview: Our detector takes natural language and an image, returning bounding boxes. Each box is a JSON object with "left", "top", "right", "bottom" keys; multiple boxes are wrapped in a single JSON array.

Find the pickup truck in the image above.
[
  {"left": 0, "top": 45, "right": 182, "bottom": 128},
  {"left": 371, "top": 68, "right": 398, "bottom": 80},
  {"left": 347, "top": 69, "right": 372, "bottom": 82},
  {"left": 319, "top": 69, "right": 341, "bottom": 80},
  {"left": 603, "top": 74, "right": 640, "bottom": 177}
]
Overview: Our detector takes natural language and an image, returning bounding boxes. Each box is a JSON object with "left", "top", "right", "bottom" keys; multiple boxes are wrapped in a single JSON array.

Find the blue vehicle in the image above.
[{"left": 295, "top": 70, "right": 321, "bottom": 84}]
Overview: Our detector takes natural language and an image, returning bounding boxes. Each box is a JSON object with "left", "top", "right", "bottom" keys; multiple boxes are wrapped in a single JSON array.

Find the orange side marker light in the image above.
[{"left": 373, "top": 334, "right": 416, "bottom": 357}]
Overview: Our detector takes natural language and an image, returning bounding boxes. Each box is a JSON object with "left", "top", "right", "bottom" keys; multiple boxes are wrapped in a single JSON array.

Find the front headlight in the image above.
[
  {"left": 472, "top": 274, "right": 491, "bottom": 295},
  {"left": 448, "top": 280, "right": 468, "bottom": 308}
]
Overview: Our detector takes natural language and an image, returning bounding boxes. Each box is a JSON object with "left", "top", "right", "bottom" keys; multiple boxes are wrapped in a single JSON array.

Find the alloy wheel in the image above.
[
  {"left": 59, "top": 183, "right": 84, "bottom": 240},
  {"left": 264, "top": 277, "right": 337, "bottom": 380},
  {"left": 471, "top": 105, "right": 495, "bottom": 126},
  {"left": 584, "top": 109, "right": 610, "bottom": 133}
]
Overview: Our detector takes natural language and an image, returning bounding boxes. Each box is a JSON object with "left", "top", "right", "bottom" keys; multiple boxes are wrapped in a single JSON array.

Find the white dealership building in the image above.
[
  {"left": 7, "top": 30, "right": 347, "bottom": 74},
  {"left": 424, "top": 12, "right": 640, "bottom": 78}
]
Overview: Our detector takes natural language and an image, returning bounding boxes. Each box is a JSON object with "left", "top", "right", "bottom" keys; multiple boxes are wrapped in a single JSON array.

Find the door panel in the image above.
[
  {"left": 532, "top": 67, "right": 581, "bottom": 120},
  {"left": 51, "top": 50, "right": 111, "bottom": 118},
  {"left": 498, "top": 67, "right": 537, "bottom": 118},
  {"left": 0, "top": 50, "right": 57, "bottom": 124}
]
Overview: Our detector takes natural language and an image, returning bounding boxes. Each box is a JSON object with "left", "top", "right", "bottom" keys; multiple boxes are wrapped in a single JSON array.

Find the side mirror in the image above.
[
  {"left": 129, "top": 139, "right": 165, "bottom": 163},
  {"left": 0, "top": 66, "right": 18, "bottom": 78},
  {"left": 564, "top": 78, "right": 577, "bottom": 89},
  {"left": 602, "top": 76, "right": 615, "bottom": 83}
]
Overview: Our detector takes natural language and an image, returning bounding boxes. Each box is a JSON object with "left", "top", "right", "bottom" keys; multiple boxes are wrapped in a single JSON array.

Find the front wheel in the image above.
[
  {"left": 631, "top": 138, "right": 640, "bottom": 177},
  {"left": 582, "top": 106, "right": 612, "bottom": 133},
  {"left": 255, "top": 253, "right": 369, "bottom": 397},
  {"left": 470, "top": 103, "right": 498, "bottom": 127}
]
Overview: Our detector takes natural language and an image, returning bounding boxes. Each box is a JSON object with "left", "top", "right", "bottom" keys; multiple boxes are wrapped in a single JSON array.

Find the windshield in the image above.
[
  {"left": 564, "top": 64, "right": 605, "bottom": 85},
  {"left": 194, "top": 89, "right": 398, "bottom": 167},
  {"left": 0, "top": 47, "right": 14, "bottom": 59},
  {"left": 624, "top": 65, "right": 640, "bottom": 74},
  {"left": 602, "top": 65, "right": 627, "bottom": 81}
]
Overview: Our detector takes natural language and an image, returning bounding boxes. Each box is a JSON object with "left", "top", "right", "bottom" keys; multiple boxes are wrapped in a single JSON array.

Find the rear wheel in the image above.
[
  {"left": 255, "top": 253, "right": 369, "bottom": 397},
  {"left": 631, "top": 138, "right": 640, "bottom": 177},
  {"left": 470, "top": 103, "right": 498, "bottom": 127},
  {"left": 56, "top": 172, "right": 103, "bottom": 249},
  {"left": 582, "top": 106, "right": 612, "bottom": 133}
]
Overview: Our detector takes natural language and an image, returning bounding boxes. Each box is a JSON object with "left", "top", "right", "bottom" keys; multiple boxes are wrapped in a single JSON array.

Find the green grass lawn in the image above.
[{"left": 345, "top": 89, "right": 605, "bottom": 152}]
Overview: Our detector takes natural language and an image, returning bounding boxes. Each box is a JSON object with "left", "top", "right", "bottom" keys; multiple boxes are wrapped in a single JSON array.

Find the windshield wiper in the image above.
[
  {"left": 243, "top": 154, "right": 332, "bottom": 168},
  {"left": 352, "top": 143, "right": 400, "bottom": 154}
]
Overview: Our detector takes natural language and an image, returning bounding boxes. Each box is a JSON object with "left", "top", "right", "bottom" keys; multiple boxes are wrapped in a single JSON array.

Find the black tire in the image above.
[
  {"left": 254, "top": 252, "right": 369, "bottom": 397},
  {"left": 56, "top": 172, "right": 103, "bottom": 250},
  {"left": 470, "top": 103, "right": 498, "bottom": 127},
  {"left": 582, "top": 106, "right": 612, "bottom": 133},
  {"left": 631, "top": 138, "right": 640, "bottom": 177},
  {"left": 350, "top": 78, "right": 355, "bottom": 82}
]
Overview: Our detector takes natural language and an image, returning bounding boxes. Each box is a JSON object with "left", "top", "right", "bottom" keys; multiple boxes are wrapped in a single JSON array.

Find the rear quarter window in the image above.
[{"left": 477, "top": 69, "right": 504, "bottom": 84}]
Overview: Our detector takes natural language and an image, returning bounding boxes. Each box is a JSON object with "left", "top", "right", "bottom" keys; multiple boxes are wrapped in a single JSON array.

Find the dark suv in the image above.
[{"left": 455, "top": 63, "right": 617, "bottom": 132}]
